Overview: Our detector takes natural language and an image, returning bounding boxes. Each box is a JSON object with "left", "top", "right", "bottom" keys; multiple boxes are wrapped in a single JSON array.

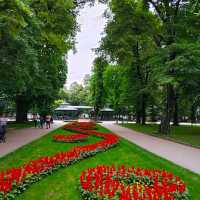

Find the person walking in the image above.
[
  {"left": 39, "top": 115, "right": 44, "bottom": 129},
  {"left": 33, "top": 114, "right": 37, "bottom": 128},
  {"left": 36, "top": 116, "right": 40, "bottom": 128},
  {"left": 0, "top": 113, "right": 8, "bottom": 143},
  {"left": 50, "top": 116, "right": 53, "bottom": 124},
  {"left": 45, "top": 114, "right": 51, "bottom": 129}
]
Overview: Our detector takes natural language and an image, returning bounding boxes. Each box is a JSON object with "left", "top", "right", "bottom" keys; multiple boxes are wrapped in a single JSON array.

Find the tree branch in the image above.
[
  {"left": 174, "top": 0, "right": 182, "bottom": 16},
  {"left": 148, "top": 0, "right": 165, "bottom": 21}
]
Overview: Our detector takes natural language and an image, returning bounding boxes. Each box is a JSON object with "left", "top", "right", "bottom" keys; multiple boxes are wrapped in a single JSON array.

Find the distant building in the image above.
[{"left": 54, "top": 102, "right": 114, "bottom": 120}]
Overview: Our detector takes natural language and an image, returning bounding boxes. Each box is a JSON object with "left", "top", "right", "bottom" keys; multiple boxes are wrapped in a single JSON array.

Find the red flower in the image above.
[
  {"left": 80, "top": 165, "right": 189, "bottom": 200},
  {"left": 0, "top": 121, "right": 119, "bottom": 197},
  {"left": 53, "top": 134, "right": 88, "bottom": 142}
]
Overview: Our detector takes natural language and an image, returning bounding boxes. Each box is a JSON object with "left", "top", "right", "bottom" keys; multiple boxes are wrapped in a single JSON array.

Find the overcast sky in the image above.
[{"left": 65, "top": 3, "right": 107, "bottom": 88}]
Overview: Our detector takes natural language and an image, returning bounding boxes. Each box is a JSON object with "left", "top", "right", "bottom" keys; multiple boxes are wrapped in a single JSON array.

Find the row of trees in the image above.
[
  {"left": 90, "top": 0, "right": 200, "bottom": 134},
  {"left": 0, "top": 0, "right": 78, "bottom": 122},
  {"left": 59, "top": 75, "right": 91, "bottom": 105}
]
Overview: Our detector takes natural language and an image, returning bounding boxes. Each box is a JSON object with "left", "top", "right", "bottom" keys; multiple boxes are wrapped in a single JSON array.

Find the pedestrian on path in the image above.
[
  {"left": 39, "top": 115, "right": 44, "bottom": 129},
  {"left": 45, "top": 114, "right": 51, "bottom": 129},
  {"left": 50, "top": 116, "right": 53, "bottom": 124},
  {"left": 36, "top": 116, "right": 40, "bottom": 128},
  {"left": 0, "top": 120, "right": 64, "bottom": 158},
  {"left": 0, "top": 113, "right": 8, "bottom": 143},
  {"left": 33, "top": 114, "right": 37, "bottom": 128}
]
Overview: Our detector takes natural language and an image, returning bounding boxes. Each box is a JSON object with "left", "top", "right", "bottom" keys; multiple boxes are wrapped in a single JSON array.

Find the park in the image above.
[{"left": 0, "top": 0, "right": 200, "bottom": 199}]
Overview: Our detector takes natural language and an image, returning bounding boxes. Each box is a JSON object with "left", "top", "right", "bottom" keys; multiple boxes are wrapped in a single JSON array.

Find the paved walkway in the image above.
[
  {"left": 0, "top": 120, "right": 65, "bottom": 158},
  {"left": 102, "top": 122, "right": 200, "bottom": 175}
]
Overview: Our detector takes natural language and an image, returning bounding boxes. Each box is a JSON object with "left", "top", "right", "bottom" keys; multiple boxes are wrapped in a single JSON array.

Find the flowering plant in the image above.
[
  {"left": 0, "top": 122, "right": 119, "bottom": 200},
  {"left": 0, "top": 121, "right": 190, "bottom": 200},
  {"left": 63, "top": 121, "right": 96, "bottom": 130},
  {"left": 80, "top": 165, "right": 190, "bottom": 200},
  {"left": 53, "top": 133, "right": 88, "bottom": 142}
]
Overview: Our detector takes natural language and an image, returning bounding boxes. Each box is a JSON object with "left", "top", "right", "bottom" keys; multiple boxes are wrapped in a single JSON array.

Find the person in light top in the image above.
[{"left": 45, "top": 114, "right": 51, "bottom": 129}]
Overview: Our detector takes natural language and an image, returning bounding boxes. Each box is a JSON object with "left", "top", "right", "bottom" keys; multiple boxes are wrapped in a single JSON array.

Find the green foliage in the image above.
[
  {"left": 0, "top": 0, "right": 78, "bottom": 120},
  {"left": 0, "top": 126, "right": 199, "bottom": 199},
  {"left": 7, "top": 121, "right": 34, "bottom": 129},
  {"left": 122, "top": 123, "right": 200, "bottom": 148},
  {"left": 90, "top": 57, "right": 107, "bottom": 115},
  {"left": 57, "top": 75, "right": 92, "bottom": 106},
  {"left": 68, "top": 82, "right": 88, "bottom": 105},
  {"left": 103, "top": 65, "right": 127, "bottom": 113},
  {"left": 92, "top": 0, "right": 200, "bottom": 131},
  {"left": 95, "top": 0, "right": 159, "bottom": 122},
  {"left": 0, "top": 0, "right": 31, "bottom": 39}
]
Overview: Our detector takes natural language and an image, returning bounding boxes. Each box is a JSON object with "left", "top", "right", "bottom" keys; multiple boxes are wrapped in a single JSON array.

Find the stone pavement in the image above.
[
  {"left": 102, "top": 122, "right": 200, "bottom": 175},
  {"left": 0, "top": 120, "right": 65, "bottom": 158}
]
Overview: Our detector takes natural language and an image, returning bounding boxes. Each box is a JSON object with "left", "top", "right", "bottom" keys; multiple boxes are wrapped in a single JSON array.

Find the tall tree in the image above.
[
  {"left": 0, "top": 0, "right": 78, "bottom": 122},
  {"left": 94, "top": 0, "right": 200, "bottom": 131},
  {"left": 97, "top": 0, "right": 158, "bottom": 124},
  {"left": 90, "top": 57, "right": 107, "bottom": 120},
  {"left": 68, "top": 82, "right": 85, "bottom": 105},
  {"left": 146, "top": 0, "right": 200, "bottom": 133},
  {"left": 103, "top": 65, "right": 127, "bottom": 122}
]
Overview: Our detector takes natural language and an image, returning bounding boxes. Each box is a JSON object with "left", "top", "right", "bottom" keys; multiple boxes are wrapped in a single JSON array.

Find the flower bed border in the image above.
[
  {"left": 79, "top": 165, "right": 190, "bottom": 200},
  {"left": 53, "top": 133, "right": 89, "bottom": 143},
  {"left": 0, "top": 122, "right": 119, "bottom": 200}
]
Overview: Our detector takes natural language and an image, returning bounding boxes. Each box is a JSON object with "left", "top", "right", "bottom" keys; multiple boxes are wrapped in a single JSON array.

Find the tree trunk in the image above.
[
  {"left": 136, "top": 97, "right": 141, "bottom": 124},
  {"left": 134, "top": 41, "right": 143, "bottom": 125},
  {"left": 150, "top": 105, "right": 156, "bottom": 122},
  {"left": 159, "top": 84, "right": 174, "bottom": 134},
  {"left": 160, "top": 34, "right": 176, "bottom": 133},
  {"left": 173, "top": 91, "right": 179, "bottom": 126},
  {"left": 116, "top": 116, "right": 118, "bottom": 124},
  {"left": 128, "top": 114, "right": 131, "bottom": 122},
  {"left": 115, "top": 112, "right": 119, "bottom": 124},
  {"left": 136, "top": 110, "right": 141, "bottom": 124},
  {"left": 16, "top": 96, "right": 29, "bottom": 123},
  {"left": 191, "top": 103, "right": 196, "bottom": 124},
  {"left": 141, "top": 94, "right": 146, "bottom": 125},
  {"left": 121, "top": 115, "right": 124, "bottom": 124}
]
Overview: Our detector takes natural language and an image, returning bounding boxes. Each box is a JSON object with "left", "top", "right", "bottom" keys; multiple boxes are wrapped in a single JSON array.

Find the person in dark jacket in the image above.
[
  {"left": 0, "top": 114, "right": 7, "bottom": 143},
  {"left": 33, "top": 114, "right": 37, "bottom": 128},
  {"left": 39, "top": 115, "right": 44, "bottom": 129}
]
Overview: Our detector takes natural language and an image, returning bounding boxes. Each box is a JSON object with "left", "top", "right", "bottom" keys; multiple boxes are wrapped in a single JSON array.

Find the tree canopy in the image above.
[
  {"left": 1, "top": 0, "right": 200, "bottom": 129},
  {"left": 0, "top": 0, "right": 78, "bottom": 121},
  {"left": 89, "top": 0, "right": 200, "bottom": 133}
]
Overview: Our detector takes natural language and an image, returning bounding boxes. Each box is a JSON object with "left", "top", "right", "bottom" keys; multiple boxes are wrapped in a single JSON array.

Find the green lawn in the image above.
[
  {"left": 7, "top": 121, "right": 34, "bottom": 129},
  {"left": 121, "top": 123, "right": 200, "bottom": 148},
  {"left": 0, "top": 125, "right": 199, "bottom": 199}
]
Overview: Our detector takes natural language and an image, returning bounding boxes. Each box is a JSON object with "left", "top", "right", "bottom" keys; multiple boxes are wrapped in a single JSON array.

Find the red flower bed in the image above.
[
  {"left": 80, "top": 165, "right": 189, "bottom": 200},
  {"left": 53, "top": 134, "right": 88, "bottom": 142},
  {"left": 0, "top": 122, "right": 119, "bottom": 200},
  {"left": 0, "top": 121, "right": 190, "bottom": 200},
  {"left": 63, "top": 121, "right": 96, "bottom": 130}
]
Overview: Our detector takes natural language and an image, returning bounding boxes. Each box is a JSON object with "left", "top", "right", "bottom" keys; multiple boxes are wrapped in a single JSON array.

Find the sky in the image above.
[{"left": 65, "top": 3, "right": 107, "bottom": 88}]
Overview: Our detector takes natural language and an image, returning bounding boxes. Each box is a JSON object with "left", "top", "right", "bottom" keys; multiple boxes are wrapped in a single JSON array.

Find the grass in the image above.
[
  {"left": 121, "top": 123, "right": 200, "bottom": 148},
  {"left": 7, "top": 121, "right": 34, "bottom": 129},
  {"left": 0, "top": 125, "right": 200, "bottom": 199}
]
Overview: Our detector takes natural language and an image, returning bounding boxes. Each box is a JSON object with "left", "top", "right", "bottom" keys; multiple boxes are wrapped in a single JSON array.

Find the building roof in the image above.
[
  {"left": 55, "top": 106, "right": 78, "bottom": 111},
  {"left": 100, "top": 108, "right": 114, "bottom": 112},
  {"left": 74, "top": 106, "right": 93, "bottom": 109},
  {"left": 55, "top": 102, "right": 114, "bottom": 112}
]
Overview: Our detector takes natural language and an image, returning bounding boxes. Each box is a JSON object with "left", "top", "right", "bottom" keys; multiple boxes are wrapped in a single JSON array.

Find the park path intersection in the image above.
[
  {"left": 102, "top": 122, "right": 200, "bottom": 175},
  {"left": 0, "top": 120, "right": 65, "bottom": 158},
  {"left": 1, "top": 120, "right": 199, "bottom": 175}
]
